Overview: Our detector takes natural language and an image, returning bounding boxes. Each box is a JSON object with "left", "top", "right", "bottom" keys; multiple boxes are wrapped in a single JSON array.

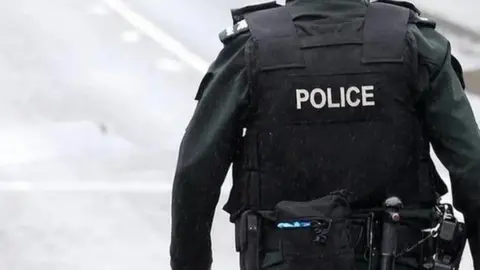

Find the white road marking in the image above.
[
  {"left": 156, "top": 58, "right": 183, "bottom": 72},
  {"left": 103, "top": 0, "right": 209, "bottom": 73},
  {"left": 0, "top": 180, "right": 233, "bottom": 195},
  {"left": 0, "top": 181, "right": 173, "bottom": 192},
  {"left": 120, "top": 30, "right": 141, "bottom": 43}
]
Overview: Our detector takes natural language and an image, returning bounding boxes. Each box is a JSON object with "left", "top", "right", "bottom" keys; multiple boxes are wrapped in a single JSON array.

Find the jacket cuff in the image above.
[{"left": 170, "top": 259, "right": 212, "bottom": 270}]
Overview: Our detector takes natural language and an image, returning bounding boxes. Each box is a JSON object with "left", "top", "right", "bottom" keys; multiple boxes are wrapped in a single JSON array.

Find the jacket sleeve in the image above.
[
  {"left": 169, "top": 32, "right": 250, "bottom": 270},
  {"left": 412, "top": 25, "right": 480, "bottom": 267}
]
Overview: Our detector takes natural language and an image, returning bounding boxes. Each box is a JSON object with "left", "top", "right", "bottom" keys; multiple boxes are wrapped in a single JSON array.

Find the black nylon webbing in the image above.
[
  {"left": 244, "top": 8, "right": 304, "bottom": 70},
  {"left": 362, "top": 2, "right": 410, "bottom": 63},
  {"left": 247, "top": 134, "right": 261, "bottom": 209}
]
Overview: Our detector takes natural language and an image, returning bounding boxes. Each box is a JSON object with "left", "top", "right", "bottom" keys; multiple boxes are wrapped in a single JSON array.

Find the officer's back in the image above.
[
  {"left": 224, "top": 0, "right": 438, "bottom": 214},
  {"left": 170, "top": 0, "right": 480, "bottom": 270}
]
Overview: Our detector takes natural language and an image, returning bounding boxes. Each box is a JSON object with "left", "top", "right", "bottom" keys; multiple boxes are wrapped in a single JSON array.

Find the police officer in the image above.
[{"left": 170, "top": 0, "right": 480, "bottom": 269}]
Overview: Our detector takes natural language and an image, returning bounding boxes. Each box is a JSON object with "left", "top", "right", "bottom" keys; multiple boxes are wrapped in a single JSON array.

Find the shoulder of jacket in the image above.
[
  {"left": 218, "top": 19, "right": 250, "bottom": 44},
  {"left": 374, "top": 0, "right": 437, "bottom": 28},
  {"left": 219, "top": 1, "right": 281, "bottom": 44}
]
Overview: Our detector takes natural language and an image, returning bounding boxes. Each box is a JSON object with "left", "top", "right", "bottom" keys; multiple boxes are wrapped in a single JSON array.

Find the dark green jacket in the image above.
[{"left": 170, "top": 0, "right": 480, "bottom": 269}]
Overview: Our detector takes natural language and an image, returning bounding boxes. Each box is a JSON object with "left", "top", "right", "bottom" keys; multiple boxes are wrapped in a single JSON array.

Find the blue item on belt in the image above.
[{"left": 277, "top": 221, "right": 311, "bottom": 228}]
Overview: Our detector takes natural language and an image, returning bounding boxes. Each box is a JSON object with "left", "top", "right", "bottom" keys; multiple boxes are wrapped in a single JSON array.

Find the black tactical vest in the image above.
[{"left": 224, "top": 2, "right": 445, "bottom": 219}]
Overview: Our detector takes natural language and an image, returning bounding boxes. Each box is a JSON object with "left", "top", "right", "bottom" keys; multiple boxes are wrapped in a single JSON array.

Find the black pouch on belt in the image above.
[
  {"left": 236, "top": 210, "right": 262, "bottom": 270},
  {"left": 275, "top": 192, "right": 355, "bottom": 270}
]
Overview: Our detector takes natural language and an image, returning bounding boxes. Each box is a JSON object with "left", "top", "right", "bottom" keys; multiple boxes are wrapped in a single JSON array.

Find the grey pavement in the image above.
[
  {"left": 0, "top": 0, "right": 202, "bottom": 269},
  {"left": 123, "top": 0, "right": 266, "bottom": 61},
  {"left": 0, "top": 0, "right": 477, "bottom": 270}
]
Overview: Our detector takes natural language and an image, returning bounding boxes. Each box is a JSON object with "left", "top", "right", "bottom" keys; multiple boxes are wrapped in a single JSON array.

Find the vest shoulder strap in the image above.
[
  {"left": 362, "top": 1, "right": 411, "bottom": 63},
  {"left": 244, "top": 7, "right": 305, "bottom": 70},
  {"left": 231, "top": 1, "right": 280, "bottom": 24}
]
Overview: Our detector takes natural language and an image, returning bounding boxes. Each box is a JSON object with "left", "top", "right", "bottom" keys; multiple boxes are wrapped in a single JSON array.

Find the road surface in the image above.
[{"left": 0, "top": 1, "right": 478, "bottom": 269}]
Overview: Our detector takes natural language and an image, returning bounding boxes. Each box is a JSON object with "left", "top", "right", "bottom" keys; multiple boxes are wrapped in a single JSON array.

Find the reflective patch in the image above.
[
  {"left": 296, "top": 85, "right": 376, "bottom": 110},
  {"left": 412, "top": 14, "right": 436, "bottom": 28},
  {"left": 219, "top": 19, "right": 250, "bottom": 43},
  {"left": 236, "top": 19, "right": 248, "bottom": 31},
  {"left": 225, "top": 26, "right": 235, "bottom": 36}
]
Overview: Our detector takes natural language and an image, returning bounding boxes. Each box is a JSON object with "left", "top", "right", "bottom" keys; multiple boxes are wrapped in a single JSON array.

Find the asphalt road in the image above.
[
  {"left": 0, "top": 0, "right": 203, "bottom": 269},
  {"left": 0, "top": 0, "right": 478, "bottom": 269}
]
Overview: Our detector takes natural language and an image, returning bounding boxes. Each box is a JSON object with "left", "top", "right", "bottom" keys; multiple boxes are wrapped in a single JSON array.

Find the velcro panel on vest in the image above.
[
  {"left": 362, "top": 2, "right": 410, "bottom": 63},
  {"left": 245, "top": 8, "right": 305, "bottom": 71},
  {"left": 300, "top": 34, "right": 363, "bottom": 49}
]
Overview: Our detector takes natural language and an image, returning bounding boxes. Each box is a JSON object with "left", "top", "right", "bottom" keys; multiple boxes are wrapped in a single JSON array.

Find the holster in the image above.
[{"left": 431, "top": 206, "right": 468, "bottom": 270}]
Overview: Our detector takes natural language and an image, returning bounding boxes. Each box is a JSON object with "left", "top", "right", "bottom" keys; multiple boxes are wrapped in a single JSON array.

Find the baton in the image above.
[{"left": 380, "top": 197, "right": 403, "bottom": 270}]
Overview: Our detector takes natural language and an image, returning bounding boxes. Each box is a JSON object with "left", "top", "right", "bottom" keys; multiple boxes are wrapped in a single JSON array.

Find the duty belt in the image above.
[{"left": 235, "top": 208, "right": 438, "bottom": 270}]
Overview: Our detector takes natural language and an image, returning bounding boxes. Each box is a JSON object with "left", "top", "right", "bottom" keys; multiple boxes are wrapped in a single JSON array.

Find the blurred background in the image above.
[{"left": 0, "top": 0, "right": 478, "bottom": 269}]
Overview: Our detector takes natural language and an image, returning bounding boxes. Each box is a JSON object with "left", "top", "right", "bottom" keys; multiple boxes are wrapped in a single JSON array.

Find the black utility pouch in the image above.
[{"left": 275, "top": 192, "right": 355, "bottom": 270}]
